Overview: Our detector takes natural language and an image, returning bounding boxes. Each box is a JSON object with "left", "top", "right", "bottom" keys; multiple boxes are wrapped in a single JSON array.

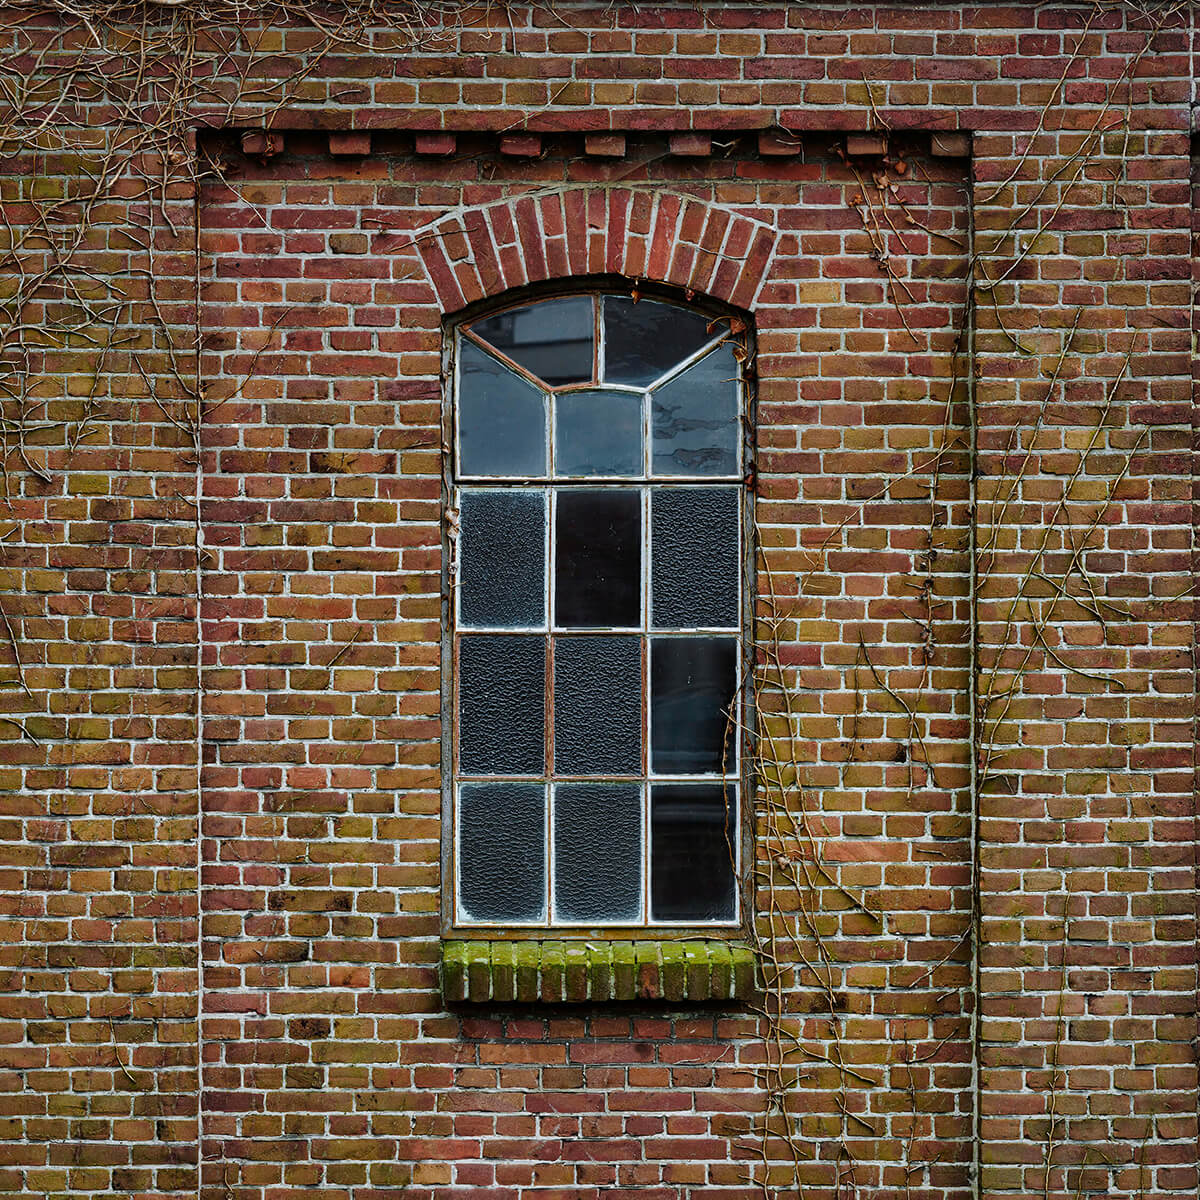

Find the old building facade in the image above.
[{"left": 0, "top": 2, "right": 1196, "bottom": 1198}]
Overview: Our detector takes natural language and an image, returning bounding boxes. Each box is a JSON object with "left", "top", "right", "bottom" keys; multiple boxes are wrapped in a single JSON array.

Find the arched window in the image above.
[{"left": 448, "top": 289, "right": 748, "bottom": 930}]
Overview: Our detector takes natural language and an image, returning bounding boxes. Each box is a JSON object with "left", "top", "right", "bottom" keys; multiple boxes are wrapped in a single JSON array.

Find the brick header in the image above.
[{"left": 412, "top": 187, "right": 780, "bottom": 314}]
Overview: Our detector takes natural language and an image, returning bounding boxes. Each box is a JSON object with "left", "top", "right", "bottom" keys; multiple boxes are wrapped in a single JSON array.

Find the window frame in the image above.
[{"left": 439, "top": 279, "right": 756, "bottom": 941}]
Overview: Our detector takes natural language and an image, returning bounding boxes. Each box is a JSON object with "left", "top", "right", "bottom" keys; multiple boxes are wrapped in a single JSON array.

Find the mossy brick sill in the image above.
[{"left": 442, "top": 939, "right": 756, "bottom": 1004}]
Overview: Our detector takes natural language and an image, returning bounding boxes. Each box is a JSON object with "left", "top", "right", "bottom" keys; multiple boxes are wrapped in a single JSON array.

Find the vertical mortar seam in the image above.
[
  {"left": 193, "top": 167, "right": 204, "bottom": 1200},
  {"left": 967, "top": 134, "right": 981, "bottom": 1200}
]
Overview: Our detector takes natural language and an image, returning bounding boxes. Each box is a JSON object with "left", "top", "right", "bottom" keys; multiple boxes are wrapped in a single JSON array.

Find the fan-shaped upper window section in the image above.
[{"left": 456, "top": 293, "right": 742, "bottom": 480}]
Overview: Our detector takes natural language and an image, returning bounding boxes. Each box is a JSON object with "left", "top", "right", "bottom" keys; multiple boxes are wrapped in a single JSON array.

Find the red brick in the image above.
[
  {"left": 584, "top": 132, "right": 626, "bottom": 157},
  {"left": 414, "top": 132, "right": 456, "bottom": 155},
  {"left": 328, "top": 131, "right": 371, "bottom": 156}
]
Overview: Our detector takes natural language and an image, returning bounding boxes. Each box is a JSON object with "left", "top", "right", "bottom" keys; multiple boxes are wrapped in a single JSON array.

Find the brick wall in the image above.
[{"left": 0, "top": 4, "right": 1195, "bottom": 1199}]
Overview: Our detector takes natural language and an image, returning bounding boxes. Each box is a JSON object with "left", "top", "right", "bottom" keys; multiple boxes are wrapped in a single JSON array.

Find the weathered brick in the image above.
[{"left": 0, "top": 10, "right": 1194, "bottom": 1200}]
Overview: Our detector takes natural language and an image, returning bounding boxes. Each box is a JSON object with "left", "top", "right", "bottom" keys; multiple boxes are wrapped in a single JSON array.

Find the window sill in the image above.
[{"left": 441, "top": 938, "right": 756, "bottom": 1004}]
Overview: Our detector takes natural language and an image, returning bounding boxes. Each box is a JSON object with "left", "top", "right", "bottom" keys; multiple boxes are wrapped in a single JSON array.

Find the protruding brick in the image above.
[
  {"left": 328, "top": 131, "right": 371, "bottom": 157},
  {"left": 584, "top": 133, "right": 626, "bottom": 157},
  {"left": 931, "top": 131, "right": 971, "bottom": 157},
  {"left": 490, "top": 941, "right": 516, "bottom": 1002},
  {"left": 240, "top": 130, "right": 282, "bottom": 158},
  {"left": 669, "top": 132, "right": 712, "bottom": 157},
  {"left": 846, "top": 132, "right": 888, "bottom": 156},
  {"left": 500, "top": 133, "right": 542, "bottom": 157},
  {"left": 414, "top": 132, "right": 456, "bottom": 156},
  {"left": 441, "top": 942, "right": 467, "bottom": 1003},
  {"left": 757, "top": 130, "right": 802, "bottom": 156}
]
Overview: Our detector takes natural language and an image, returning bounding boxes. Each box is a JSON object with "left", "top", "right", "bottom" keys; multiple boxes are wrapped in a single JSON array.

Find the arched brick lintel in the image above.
[{"left": 415, "top": 188, "right": 780, "bottom": 316}]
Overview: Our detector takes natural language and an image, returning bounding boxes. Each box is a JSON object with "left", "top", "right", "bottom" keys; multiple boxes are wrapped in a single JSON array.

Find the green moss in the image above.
[{"left": 442, "top": 939, "right": 756, "bottom": 1004}]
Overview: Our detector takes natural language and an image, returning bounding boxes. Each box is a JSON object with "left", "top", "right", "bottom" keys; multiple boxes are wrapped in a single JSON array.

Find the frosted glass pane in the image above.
[
  {"left": 650, "top": 636, "right": 737, "bottom": 774},
  {"left": 553, "top": 636, "right": 641, "bottom": 775},
  {"left": 554, "top": 490, "right": 641, "bottom": 628},
  {"left": 651, "top": 487, "right": 739, "bottom": 629},
  {"left": 469, "top": 296, "right": 594, "bottom": 386},
  {"left": 555, "top": 389, "right": 642, "bottom": 477},
  {"left": 459, "top": 490, "right": 545, "bottom": 629},
  {"left": 650, "top": 783, "right": 737, "bottom": 922},
  {"left": 553, "top": 783, "right": 642, "bottom": 923},
  {"left": 458, "top": 635, "right": 545, "bottom": 775},
  {"left": 458, "top": 782, "right": 546, "bottom": 923},
  {"left": 650, "top": 342, "right": 740, "bottom": 477},
  {"left": 602, "top": 295, "right": 715, "bottom": 387},
  {"left": 458, "top": 338, "right": 547, "bottom": 476}
]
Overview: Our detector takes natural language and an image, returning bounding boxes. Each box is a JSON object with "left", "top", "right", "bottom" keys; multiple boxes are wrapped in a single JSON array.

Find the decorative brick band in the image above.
[
  {"left": 442, "top": 940, "right": 757, "bottom": 1004},
  {"left": 413, "top": 187, "right": 779, "bottom": 315}
]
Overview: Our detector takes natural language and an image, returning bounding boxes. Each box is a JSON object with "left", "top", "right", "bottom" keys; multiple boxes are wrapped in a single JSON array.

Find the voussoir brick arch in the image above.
[{"left": 413, "top": 187, "right": 780, "bottom": 315}]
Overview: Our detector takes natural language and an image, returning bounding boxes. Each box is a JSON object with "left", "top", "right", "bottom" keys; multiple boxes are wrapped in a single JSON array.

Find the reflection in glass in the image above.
[
  {"left": 651, "top": 342, "right": 740, "bottom": 476},
  {"left": 458, "top": 782, "right": 546, "bottom": 923},
  {"left": 650, "top": 783, "right": 736, "bottom": 922},
  {"left": 603, "top": 295, "right": 715, "bottom": 387},
  {"left": 458, "top": 338, "right": 547, "bottom": 476},
  {"left": 554, "top": 783, "right": 642, "bottom": 923},
  {"left": 452, "top": 291, "right": 749, "bottom": 931},
  {"left": 555, "top": 389, "right": 642, "bottom": 477},
  {"left": 470, "top": 295, "right": 594, "bottom": 386},
  {"left": 651, "top": 487, "right": 739, "bottom": 629},
  {"left": 553, "top": 636, "right": 642, "bottom": 775},
  {"left": 459, "top": 490, "right": 545, "bottom": 629},
  {"left": 650, "top": 636, "right": 737, "bottom": 774},
  {"left": 554, "top": 490, "right": 641, "bottom": 628},
  {"left": 458, "top": 635, "right": 545, "bottom": 775}
]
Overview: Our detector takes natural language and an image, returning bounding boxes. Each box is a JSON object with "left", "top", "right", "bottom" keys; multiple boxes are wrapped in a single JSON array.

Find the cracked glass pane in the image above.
[
  {"left": 553, "top": 783, "right": 642, "bottom": 923},
  {"left": 458, "top": 782, "right": 546, "bottom": 923}
]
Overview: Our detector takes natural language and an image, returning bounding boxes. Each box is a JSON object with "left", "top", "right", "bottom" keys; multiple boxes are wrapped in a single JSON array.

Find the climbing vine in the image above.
[{"left": 733, "top": 3, "right": 1190, "bottom": 1196}]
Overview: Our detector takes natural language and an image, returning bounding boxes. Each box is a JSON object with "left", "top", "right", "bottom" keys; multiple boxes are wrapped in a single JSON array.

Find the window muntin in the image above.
[{"left": 450, "top": 291, "right": 746, "bottom": 930}]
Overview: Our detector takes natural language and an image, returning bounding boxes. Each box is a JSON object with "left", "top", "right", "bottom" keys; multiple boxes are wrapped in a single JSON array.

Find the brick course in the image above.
[{"left": 0, "top": 5, "right": 1195, "bottom": 1200}]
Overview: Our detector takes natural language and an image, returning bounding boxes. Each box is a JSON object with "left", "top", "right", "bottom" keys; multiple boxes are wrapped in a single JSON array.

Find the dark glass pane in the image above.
[
  {"left": 651, "top": 342, "right": 740, "bottom": 477},
  {"left": 650, "top": 636, "right": 737, "bottom": 774},
  {"left": 650, "top": 783, "right": 737, "bottom": 922},
  {"left": 458, "top": 782, "right": 546, "bottom": 923},
  {"left": 555, "top": 389, "right": 642, "bottom": 477},
  {"left": 553, "top": 783, "right": 642, "bottom": 923},
  {"left": 651, "top": 487, "right": 740, "bottom": 629},
  {"left": 603, "top": 295, "right": 716, "bottom": 387},
  {"left": 554, "top": 490, "right": 641, "bottom": 628},
  {"left": 553, "top": 636, "right": 641, "bottom": 775},
  {"left": 458, "top": 635, "right": 545, "bottom": 775},
  {"left": 459, "top": 490, "right": 545, "bottom": 629},
  {"left": 458, "top": 338, "right": 547, "bottom": 476},
  {"left": 469, "top": 296, "right": 594, "bottom": 387}
]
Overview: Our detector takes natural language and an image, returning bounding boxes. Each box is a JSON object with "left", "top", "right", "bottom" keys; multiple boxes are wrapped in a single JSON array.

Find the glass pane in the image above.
[
  {"left": 458, "top": 635, "right": 545, "bottom": 775},
  {"left": 554, "top": 490, "right": 641, "bottom": 628},
  {"left": 651, "top": 487, "right": 739, "bottom": 629},
  {"left": 650, "top": 783, "right": 737, "bottom": 922},
  {"left": 651, "top": 342, "right": 740, "bottom": 477},
  {"left": 603, "top": 295, "right": 715, "bottom": 387},
  {"left": 555, "top": 389, "right": 642, "bottom": 477},
  {"left": 553, "top": 783, "right": 642, "bottom": 923},
  {"left": 469, "top": 296, "right": 594, "bottom": 387},
  {"left": 650, "top": 636, "right": 737, "bottom": 774},
  {"left": 459, "top": 490, "right": 545, "bottom": 629},
  {"left": 458, "top": 782, "right": 546, "bottom": 923},
  {"left": 458, "top": 338, "right": 547, "bottom": 477},
  {"left": 553, "top": 636, "right": 641, "bottom": 775}
]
